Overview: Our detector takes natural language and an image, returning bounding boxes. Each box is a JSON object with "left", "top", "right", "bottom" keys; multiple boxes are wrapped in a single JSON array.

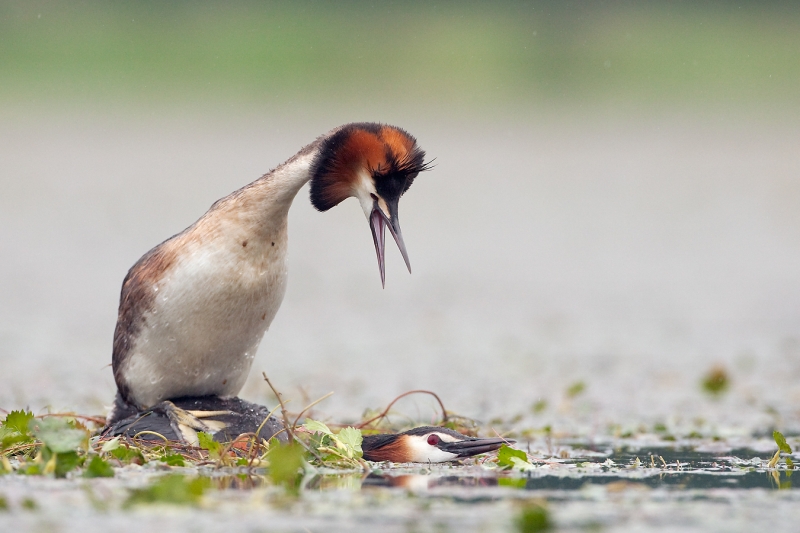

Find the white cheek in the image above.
[
  {"left": 353, "top": 169, "right": 377, "bottom": 219},
  {"left": 406, "top": 439, "right": 459, "bottom": 463}
]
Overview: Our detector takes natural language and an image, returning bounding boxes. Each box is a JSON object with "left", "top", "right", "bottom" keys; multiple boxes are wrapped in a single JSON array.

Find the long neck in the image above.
[{"left": 204, "top": 141, "right": 321, "bottom": 240}]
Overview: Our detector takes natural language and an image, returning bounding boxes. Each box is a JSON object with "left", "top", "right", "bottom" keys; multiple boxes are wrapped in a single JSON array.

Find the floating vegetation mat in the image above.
[
  {"left": 2, "top": 428, "right": 798, "bottom": 532},
  {"left": 1, "top": 384, "right": 798, "bottom": 532}
]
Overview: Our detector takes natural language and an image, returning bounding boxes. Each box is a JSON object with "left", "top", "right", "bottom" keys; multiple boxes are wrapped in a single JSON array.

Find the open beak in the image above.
[
  {"left": 439, "top": 437, "right": 514, "bottom": 457},
  {"left": 369, "top": 198, "right": 411, "bottom": 287}
]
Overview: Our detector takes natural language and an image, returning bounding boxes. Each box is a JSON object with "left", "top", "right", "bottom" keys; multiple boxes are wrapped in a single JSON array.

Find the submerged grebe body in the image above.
[{"left": 362, "top": 426, "right": 513, "bottom": 463}]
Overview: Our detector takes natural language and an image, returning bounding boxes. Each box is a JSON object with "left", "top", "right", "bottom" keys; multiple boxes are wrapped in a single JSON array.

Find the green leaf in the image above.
[
  {"left": 307, "top": 432, "right": 326, "bottom": 452},
  {"left": 19, "top": 463, "right": 43, "bottom": 476},
  {"left": 125, "top": 474, "right": 209, "bottom": 507},
  {"left": 335, "top": 427, "right": 363, "bottom": 458},
  {"left": 515, "top": 501, "right": 552, "bottom": 532},
  {"left": 1, "top": 411, "right": 36, "bottom": 451},
  {"left": 701, "top": 366, "right": 730, "bottom": 396},
  {"left": 1, "top": 433, "right": 32, "bottom": 452},
  {"left": 110, "top": 445, "right": 145, "bottom": 465},
  {"left": 2, "top": 411, "right": 34, "bottom": 436},
  {"left": 55, "top": 451, "right": 83, "bottom": 478},
  {"left": 510, "top": 456, "right": 536, "bottom": 472},
  {"left": 566, "top": 381, "right": 585, "bottom": 398},
  {"left": 498, "top": 477, "right": 527, "bottom": 489},
  {"left": 84, "top": 456, "right": 115, "bottom": 478},
  {"left": 21, "top": 498, "right": 37, "bottom": 510},
  {"left": 29, "top": 418, "right": 88, "bottom": 454},
  {"left": 531, "top": 400, "right": 548, "bottom": 414},
  {"left": 786, "top": 457, "right": 795, "bottom": 470},
  {"left": 303, "top": 419, "right": 333, "bottom": 436},
  {"left": 267, "top": 442, "right": 305, "bottom": 493},
  {"left": 100, "top": 437, "right": 120, "bottom": 453},
  {"left": 774, "top": 431, "right": 793, "bottom": 454},
  {"left": 497, "top": 444, "right": 529, "bottom": 468},
  {"left": 197, "top": 432, "right": 222, "bottom": 460},
  {"left": 161, "top": 453, "right": 186, "bottom": 467}
]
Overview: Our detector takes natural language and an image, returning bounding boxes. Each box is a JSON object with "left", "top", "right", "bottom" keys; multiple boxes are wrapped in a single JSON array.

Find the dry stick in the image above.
[
  {"left": 1, "top": 442, "right": 40, "bottom": 457},
  {"left": 224, "top": 431, "right": 267, "bottom": 467},
  {"left": 356, "top": 389, "right": 449, "bottom": 429},
  {"left": 131, "top": 430, "right": 169, "bottom": 443},
  {"left": 262, "top": 372, "right": 325, "bottom": 463},
  {"left": 36, "top": 413, "right": 107, "bottom": 425},
  {"left": 291, "top": 391, "right": 334, "bottom": 429},
  {"left": 490, "top": 427, "right": 517, "bottom": 445},
  {"left": 262, "top": 372, "right": 294, "bottom": 442}
]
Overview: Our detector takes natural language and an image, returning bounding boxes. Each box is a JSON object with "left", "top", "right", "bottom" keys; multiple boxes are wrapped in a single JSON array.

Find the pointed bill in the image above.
[
  {"left": 440, "top": 437, "right": 515, "bottom": 457},
  {"left": 387, "top": 215, "right": 412, "bottom": 274},
  {"left": 385, "top": 197, "right": 411, "bottom": 274},
  {"left": 370, "top": 207, "right": 387, "bottom": 287},
  {"left": 370, "top": 198, "right": 412, "bottom": 287}
]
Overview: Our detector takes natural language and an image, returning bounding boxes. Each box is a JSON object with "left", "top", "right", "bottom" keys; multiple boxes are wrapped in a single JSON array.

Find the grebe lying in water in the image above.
[{"left": 362, "top": 426, "right": 513, "bottom": 463}]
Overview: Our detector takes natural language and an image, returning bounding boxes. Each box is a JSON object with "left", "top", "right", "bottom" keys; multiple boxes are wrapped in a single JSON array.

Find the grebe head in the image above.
[
  {"left": 309, "top": 122, "right": 431, "bottom": 287},
  {"left": 362, "top": 426, "right": 513, "bottom": 463}
]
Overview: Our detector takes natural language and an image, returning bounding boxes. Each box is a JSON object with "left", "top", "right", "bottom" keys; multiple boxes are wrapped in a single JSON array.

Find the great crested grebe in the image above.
[
  {"left": 362, "top": 426, "right": 513, "bottom": 463},
  {"left": 104, "top": 123, "right": 430, "bottom": 444}
]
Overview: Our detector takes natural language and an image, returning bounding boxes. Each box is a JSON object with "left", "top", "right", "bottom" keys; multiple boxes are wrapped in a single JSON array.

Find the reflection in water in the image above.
[
  {"left": 362, "top": 473, "right": 500, "bottom": 491},
  {"left": 303, "top": 473, "right": 365, "bottom": 492},
  {"left": 209, "top": 473, "right": 269, "bottom": 491},
  {"left": 203, "top": 446, "right": 795, "bottom": 493}
]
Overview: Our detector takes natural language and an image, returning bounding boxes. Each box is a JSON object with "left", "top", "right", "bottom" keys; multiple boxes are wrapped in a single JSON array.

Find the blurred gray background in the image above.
[{"left": 1, "top": 1, "right": 799, "bottom": 433}]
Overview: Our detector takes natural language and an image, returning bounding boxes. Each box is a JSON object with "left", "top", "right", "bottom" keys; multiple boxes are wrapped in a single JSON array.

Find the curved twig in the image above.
[
  {"left": 292, "top": 391, "right": 334, "bottom": 429},
  {"left": 36, "top": 413, "right": 107, "bottom": 425},
  {"left": 262, "top": 372, "right": 324, "bottom": 463},
  {"left": 255, "top": 403, "right": 285, "bottom": 441},
  {"left": 131, "top": 430, "right": 169, "bottom": 442},
  {"left": 356, "top": 389, "right": 448, "bottom": 429}
]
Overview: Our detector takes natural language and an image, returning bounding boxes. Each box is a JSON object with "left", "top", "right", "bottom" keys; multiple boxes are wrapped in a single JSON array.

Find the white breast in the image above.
[{"left": 122, "top": 231, "right": 288, "bottom": 408}]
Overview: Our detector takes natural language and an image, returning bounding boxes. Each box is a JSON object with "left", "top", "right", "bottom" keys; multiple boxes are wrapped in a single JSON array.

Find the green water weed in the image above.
[
  {"left": 772, "top": 431, "right": 795, "bottom": 470},
  {"left": 515, "top": 500, "right": 552, "bottom": 532},
  {"left": 302, "top": 419, "right": 363, "bottom": 467},
  {"left": 124, "top": 474, "right": 209, "bottom": 507},
  {"left": 83, "top": 455, "right": 114, "bottom": 478},
  {"left": 701, "top": 366, "right": 730, "bottom": 396}
]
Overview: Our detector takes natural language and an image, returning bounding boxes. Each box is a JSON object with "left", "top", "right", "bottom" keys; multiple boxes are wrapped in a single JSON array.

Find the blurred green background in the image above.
[
  {"left": 2, "top": 1, "right": 800, "bottom": 422},
  {"left": 2, "top": 0, "right": 798, "bottom": 111}
]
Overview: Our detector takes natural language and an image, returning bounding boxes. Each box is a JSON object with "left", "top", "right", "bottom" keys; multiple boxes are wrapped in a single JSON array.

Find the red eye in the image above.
[{"left": 427, "top": 434, "right": 440, "bottom": 446}]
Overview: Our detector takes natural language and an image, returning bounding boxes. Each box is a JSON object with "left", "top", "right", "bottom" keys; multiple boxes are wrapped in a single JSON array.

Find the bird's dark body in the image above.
[{"left": 103, "top": 396, "right": 286, "bottom": 443}]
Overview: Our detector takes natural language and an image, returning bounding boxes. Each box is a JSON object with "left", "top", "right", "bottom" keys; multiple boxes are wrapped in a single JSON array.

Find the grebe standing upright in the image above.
[{"left": 105, "top": 123, "right": 430, "bottom": 443}]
